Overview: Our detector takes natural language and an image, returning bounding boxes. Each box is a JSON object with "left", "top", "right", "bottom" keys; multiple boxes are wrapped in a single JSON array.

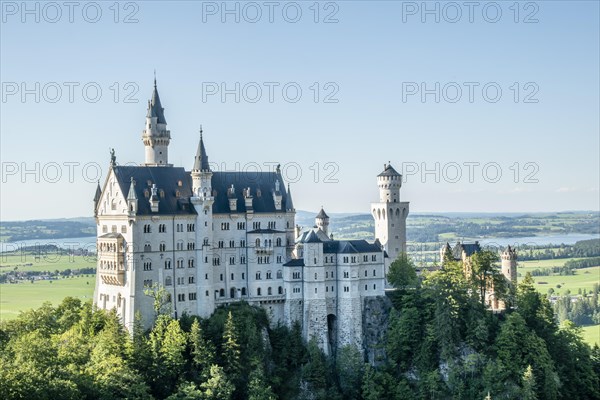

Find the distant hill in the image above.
[{"left": 1, "top": 212, "right": 598, "bottom": 243}]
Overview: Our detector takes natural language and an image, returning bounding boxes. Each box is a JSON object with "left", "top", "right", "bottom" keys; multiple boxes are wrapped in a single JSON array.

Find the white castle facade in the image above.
[{"left": 93, "top": 81, "right": 408, "bottom": 354}]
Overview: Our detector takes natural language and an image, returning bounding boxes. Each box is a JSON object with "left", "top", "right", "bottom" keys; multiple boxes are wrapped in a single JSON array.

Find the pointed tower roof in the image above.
[
  {"left": 286, "top": 183, "right": 295, "bottom": 211},
  {"left": 316, "top": 207, "right": 329, "bottom": 219},
  {"left": 378, "top": 162, "right": 401, "bottom": 177},
  {"left": 193, "top": 128, "right": 210, "bottom": 172},
  {"left": 93, "top": 181, "right": 102, "bottom": 202},
  {"left": 127, "top": 177, "right": 137, "bottom": 200},
  {"left": 147, "top": 77, "right": 167, "bottom": 124}
]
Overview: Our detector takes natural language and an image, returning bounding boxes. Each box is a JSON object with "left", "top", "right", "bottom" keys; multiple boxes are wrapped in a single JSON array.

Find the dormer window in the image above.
[
  {"left": 178, "top": 180, "right": 183, "bottom": 187},
  {"left": 144, "top": 190, "right": 149, "bottom": 198},
  {"left": 160, "top": 189, "right": 165, "bottom": 198}
]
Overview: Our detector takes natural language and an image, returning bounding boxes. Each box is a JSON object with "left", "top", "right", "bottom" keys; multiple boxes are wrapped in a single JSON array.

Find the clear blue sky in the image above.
[{"left": 1, "top": 1, "right": 599, "bottom": 220}]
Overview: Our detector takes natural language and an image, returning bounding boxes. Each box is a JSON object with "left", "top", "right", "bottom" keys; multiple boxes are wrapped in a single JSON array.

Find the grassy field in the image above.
[
  {"left": 518, "top": 258, "right": 587, "bottom": 271},
  {"left": 519, "top": 266, "right": 600, "bottom": 296},
  {"left": 0, "top": 253, "right": 95, "bottom": 273},
  {"left": 581, "top": 324, "right": 600, "bottom": 347},
  {"left": 0, "top": 276, "right": 95, "bottom": 321}
]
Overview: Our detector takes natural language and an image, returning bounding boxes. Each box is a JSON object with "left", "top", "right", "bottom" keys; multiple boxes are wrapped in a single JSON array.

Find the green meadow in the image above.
[
  {"left": 581, "top": 324, "right": 599, "bottom": 347},
  {"left": 0, "top": 253, "right": 96, "bottom": 273},
  {"left": 0, "top": 276, "right": 95, "bottom": 321}
]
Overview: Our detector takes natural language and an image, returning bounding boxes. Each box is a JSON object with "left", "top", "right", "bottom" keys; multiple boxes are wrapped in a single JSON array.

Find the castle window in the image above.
[
  {"left": 189, "top": 292, "right": 197, "bottom": 300},
  {"left": 331, "top": 286, "right": 334, "bottom": 292},
  {"left": 278, "top": 286, "right": 283, "bottom": 294},
  {"left": 231, "top": 273, "right": 234, "bottom": 280},
  {"left": 177, "top": 293, "right": 185, "bottom": 302},
  {"left": 255, "top": 238, "right": 260, "bottom": 247},
  {"left": 206, "top": 291, "right": 209, "bottom": 296},
  {"left": 177, "top": 277, "right": 184, "bottom": 285},
  {"left": 144, "top": 244, "right": 151, "bottom": 252},
  {"left": 343, "top": 257, "right": 348, "bottom": 263},
  {"left": 241, "top": 256, "right": 246, "bottom": 264},
  {"left": 102, "top": 225, "right": 107, "bottom": 233},
  {"left": 256, "top": 272, "right": 261, "bottom": 280},
  {"left": 276, "top": 238, "right": 282, "bottom": 246},
  {"left": 144, "top": 189, "right": 149, "bottom": 198},
  {"left": 111, "top": 225, "right": 117, "bottom": 233},
  {"left": 315, "top": 288, "right": 317, "bottom": 293},
  {"left": 221, "top": 222, "right": 230, "bottom": 230},
  {"left": 229, "top": 240, "right": 235, "bottom": 248},
  {"left": 237, "top": 222, "right": 246, "bottom": 230},
  {"left": 218, "top": 241, "right": 224, "bottom": 248},
  {"left": 365, "top": 284, "right": 368, "bottom": 290},
  {"left": 314, "top": 273, "right": 317, "bottom": 280},
  {"left": 212, "top": 258, "right": 220, "bottom": 266},
  {"left": 268, "top": 287, "right": 272, "bottom": 295},
  {"left": 268, "top": 221, "right": 276, "bottom": 229},
  {"left": 277, "top": 270, "right": 282, "bottom": 279},
  {"left": 242, "top": 287, "right": 247, "bottom": 296},
  {"left": 220, "top": 274, "right": 223, "bottom": 281},
  {"left": 373, "top": 284, "right": 377, "bottom": 290},
  {"left": 220, "top": 289, "right": 225, "bottom": 297},
  {"left": 178, "top": 180, "right": 183, "bottom": 187},
  {"left": 365, "top": 270, "right": 368, "bottom": 277},
  {"left": 372, "top": 255, "right": 376, "bottom": 261},
  {"left": 256, "top": 288, "right": 262, "bottom": 296},
  {"left": 164, "top": 259, "right": 172, "bottom": 269},
  {"left": 326, "top": 287, "right": 329, "bottom": 292},
  {"left": 160, "top": 190, "right": 165, "bottom": 198},
  {"left": 240, "top": 240, "right": 246, "bottom": 247},
  {"left": 165, "top": 276, "right": 172, "bottom": 286},
  {"left": 205, "top": 273, "right": 208, "bottom": 280},
  {"left": 159, "top": 243, "right": 166, "bottom": 252},
  {"left": 143, "top": 279, "right": 153, "bottom": 287},
  {"left": 229, "top": 256, "right": 235, "bottom": 265},
  {"left": 363, "top": 255, "right": 368, "bottom": 262},
  {"left": 253, "top": 221, "right": 261, "bottom": 230},
  {"left": 266, "top": 271, "right": 272, "bottom": 279},
  {"left": 121, "top": 225, "right": 127, "bottom": 233},
  {"left": 344, "top": 271, "right": 349, "bottom": 278},
  {"left": 373, "top": 269, "right": 376, "bottom": 276},
  {"left": 351, "top": 256, "right": 356, "bottom": 263},
  {"left": 277, "top": 255, "right": 282, "bottom": 264},
  {"left": 188, "top": 258, "right": 195, "bottom": 268},
  {"left": 143, "top": 261, "right": 152, "bottom": 271},
  {"left": 314, "top": 258, "right": 317, "bottom": 264},
  {"left": 111, "top": 200, "right": 117, "bottom": 210},
  {"left": 189, "top": 276, "right": 195, "bottom": 284}
]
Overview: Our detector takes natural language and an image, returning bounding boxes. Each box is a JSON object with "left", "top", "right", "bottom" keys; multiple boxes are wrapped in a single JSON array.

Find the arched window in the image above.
[
  {"left": 277, "top": 270, "right": 282, "bottom": 279},
  {"left": 165, "top": 276, "right": 172, "bottom": 286},
  {"left": 276, "top": 238, "right": 282, "bottom": 246},
  {"left": 219, "top": 289, "right": 225, "bottom": 297},
  {"left": 241, "top": 287, "right": 247, "bottom": 296},
  {"left": 257, "top": 288, "right": 262, "bottom": 296},
  {"left": 278, "top": 286, "right": 283, "bottom": 294},
  {"left": 255, "top": 238, "right": 260, "bottom": 247},
  {"left": 267, "top": 287, "right": 272, "bottom": 295},
  {"left": 230, "top": 288, "right": 236, "bottom": 298}
]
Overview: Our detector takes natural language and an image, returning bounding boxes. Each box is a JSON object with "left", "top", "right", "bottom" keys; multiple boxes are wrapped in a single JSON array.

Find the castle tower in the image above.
[
  {"left": 190, "top": 130, "right": 215, "bottom": 317},
  {"left": 142, "top": 78, "right": 171, "bottom": 166},
  {"left": 501, "top": 245, "right": 517, "bottom": 283},
  {"left": 371, "top": 163, "right": 409, "bottom": 263},
  {"left": 315, "top": 207, "right": 330, "bottom": 236}
]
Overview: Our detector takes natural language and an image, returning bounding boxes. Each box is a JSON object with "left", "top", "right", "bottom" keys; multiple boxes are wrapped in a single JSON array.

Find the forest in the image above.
[{"left": 0, "top": 252, "right": 599, "bottom": 400}]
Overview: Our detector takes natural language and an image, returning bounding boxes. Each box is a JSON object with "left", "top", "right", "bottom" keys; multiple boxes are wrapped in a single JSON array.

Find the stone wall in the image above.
[{"left": 362, "top": 295, "right": 392, "bottom": 365}]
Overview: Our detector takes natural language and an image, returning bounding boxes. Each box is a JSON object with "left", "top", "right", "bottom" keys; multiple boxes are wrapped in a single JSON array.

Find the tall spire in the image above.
[
  {"left": 93, "top": 181, "right": 102, "bottom": 202},
  {"left": 286, "top": 183, "right": 295, "bottom": 211},
  {"left": 127, "top": 177, "right": 137, "bottom": 200},
  {"left": 193, "top": 126, "right": 210, "bottom": 172},
  {"left": 147, "top": 75, "right": 167, "bottom": 124}
]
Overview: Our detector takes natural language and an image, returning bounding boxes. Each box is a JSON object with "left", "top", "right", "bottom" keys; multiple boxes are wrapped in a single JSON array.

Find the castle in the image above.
[
  {"left": 92, "top": 81, "right": 408, "bottom": 355},
  {"left": 440, "top": 241, "right": 518, "bottom": 310}
]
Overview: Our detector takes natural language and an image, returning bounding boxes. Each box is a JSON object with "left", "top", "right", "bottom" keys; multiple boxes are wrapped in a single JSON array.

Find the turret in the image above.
[
  {"left": 501, "top": 245, "right": 517, "bottom": 283},
  {"left": 127, "top": 177, "right": 138, "bottom": 216},
  {"left": 377, "top": 162, "right": 402, "bottom": 203},
  {"left": 142, "top": 78, "right": 171, "bottom": 166},
  {"left": 191, "top": 127, "right": 212, "bottom": 200},
  {"left": 315, "top": 207, "right": 330, "bottom": 236}
]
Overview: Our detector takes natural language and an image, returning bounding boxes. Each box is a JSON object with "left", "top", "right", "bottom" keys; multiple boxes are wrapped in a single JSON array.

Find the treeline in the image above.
[
  {"left": 1, "top": 253, "right": 599, "bottom": 399},
  {"left": 0, "top": 267, "right": 96, "bottom": 283},
  {"left": 518, "top": 239, "right": 600, "bottom": 261},
  {"left": 1, "top": 220, "right": 95, "bottom": 242},
  {"left": 554, "top": 286, "right": 600, "bottom": 326}
]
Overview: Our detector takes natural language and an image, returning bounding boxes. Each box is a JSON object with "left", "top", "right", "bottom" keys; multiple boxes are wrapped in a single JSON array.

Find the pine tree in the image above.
[
  {"left": 222, "top": 311, "right": 241, "bottom": 379},
  {"left": 521, "top": 365, "right": 537, "bottom": 400},
  {"left": 189, "top": 319, "right": 214, "bottom": 381},
  {"left": 200, "top": 364, "right": 234, "bottom": 400},
  {"left": 248, "top": 365, "right": 276, "bottom": 400}
]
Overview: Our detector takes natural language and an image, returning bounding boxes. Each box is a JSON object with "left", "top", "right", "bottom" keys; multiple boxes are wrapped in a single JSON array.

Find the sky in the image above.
[{"left": 1, "top": 0, "right": 599, "bottom": 221}]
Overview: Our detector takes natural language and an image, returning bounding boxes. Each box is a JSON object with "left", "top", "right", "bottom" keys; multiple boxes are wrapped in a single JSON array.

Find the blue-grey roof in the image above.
[
  {"left": 323, "top": 240, "right": 383, "bottom": 254},
  {"left": 452, "top": 242, "right": 481, "bottom": 259},
  {"left": 113, "top": 166, "right": 196, "bottom": 216},
  {"left": 248, "top": 229, "right": 285, "bottom": 234},
  {"left": 316, "top": 208, "right": 329, "bottom": 219},
  {"left": 378, "top": 163, "right": 401, "bottom": 177},
  {"left": 147, "top": 81, "right": 167, "bottom": 124},
  {"left": 192, "top": 134, "right": 210, "bottom": 172},
  {"left": 211, "top": 172, "right": 292, "bottom": 214},
  {"left": 283, "top": 259, "right": 305, "bottom": 267}
]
